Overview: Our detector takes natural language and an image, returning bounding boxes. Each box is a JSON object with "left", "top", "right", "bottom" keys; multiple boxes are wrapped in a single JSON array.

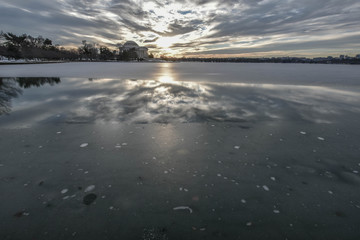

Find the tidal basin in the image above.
[{"left": 1, "top": 62, "right": 360, "bottom": 239}]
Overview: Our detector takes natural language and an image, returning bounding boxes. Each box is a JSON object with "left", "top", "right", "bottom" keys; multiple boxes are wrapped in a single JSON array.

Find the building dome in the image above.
[
  {"left": 123, "top": 41, "right": 139, "bottom": 48},
  {"left": 119, "top": 40, "right": 148, "bottom": 59}
]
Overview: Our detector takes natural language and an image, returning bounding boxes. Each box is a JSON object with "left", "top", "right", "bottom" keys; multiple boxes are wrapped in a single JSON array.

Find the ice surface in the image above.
[
  {"left": 1, "top": 62, "right": 360, "bottom": 87},
  {"left": 1, "top": 63, "right": 360, "bottom": 239}
]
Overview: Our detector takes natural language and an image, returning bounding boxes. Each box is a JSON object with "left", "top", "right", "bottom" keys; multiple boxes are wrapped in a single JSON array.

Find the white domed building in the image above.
[{"left": 119, "top": 41, "right": 148, "bottom": 59}]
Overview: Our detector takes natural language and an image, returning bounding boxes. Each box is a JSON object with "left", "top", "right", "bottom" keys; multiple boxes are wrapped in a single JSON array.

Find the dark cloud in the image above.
[
  {"left": 144, "top": 37, "right": 159, "bottom": 43},
  {"left": 207, "top": 0, "right": 360, "bottom": 39},
  {"left": 144, "top": 44, "right": 158, "bottom": 49},
  {"left": 162, "top": 21, "right": 198, "bottom": 36}
]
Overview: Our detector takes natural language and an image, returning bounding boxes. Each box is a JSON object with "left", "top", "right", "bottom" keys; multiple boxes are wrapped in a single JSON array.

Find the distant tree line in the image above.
[
  {"left": 0, "top": 32, "right": 79, "bottom": 60},
  {"left": 0, "top": 31, "right": 154, "bottom": 62},
  {"left": 160, "top": 56, "right": 360, "bottom": 65}
]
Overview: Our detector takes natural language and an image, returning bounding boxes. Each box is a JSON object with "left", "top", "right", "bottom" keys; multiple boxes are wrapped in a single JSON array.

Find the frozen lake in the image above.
[{"left": 1, "top": 62, "right": 360, "bottom": 239}]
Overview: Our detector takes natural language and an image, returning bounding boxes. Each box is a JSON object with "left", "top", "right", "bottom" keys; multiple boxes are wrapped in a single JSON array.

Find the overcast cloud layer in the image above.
[{"left": 1, "top": 0, "right": 359, "bottom": 57}]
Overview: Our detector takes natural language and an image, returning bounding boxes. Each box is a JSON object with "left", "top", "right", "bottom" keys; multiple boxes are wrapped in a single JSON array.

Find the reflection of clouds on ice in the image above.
[
  {"left": 65, "top": 80, "right": 360, "bottom": 124},
  {"left": 67, "top": 79, "right": 240, "bottom": 124},
  {"left": 256, "top": 84, "right": 360, "bottom": 124},
  {"left": 1, "top": 76, "right": 360, "bottom": 126}
]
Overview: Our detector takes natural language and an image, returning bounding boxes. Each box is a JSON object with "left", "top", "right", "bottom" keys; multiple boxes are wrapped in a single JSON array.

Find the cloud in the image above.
[
  {"left": 161, "top": 21, "right": 199, "bottom": 37},
  {"left": 0, "top": 0, "right": 359, "bottom": 56},
  {"left": 144, "top": 37, "right": 159, "bottom": 43},
  {"left": 185, "top": 34, "right": 360, "bottom": 56}
]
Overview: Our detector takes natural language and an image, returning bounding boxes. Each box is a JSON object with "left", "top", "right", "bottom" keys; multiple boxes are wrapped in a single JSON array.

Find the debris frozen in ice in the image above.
[
  {"left": 14, "top": 211, "right": 29, "bottom": 218},
  {"left": 122, "top": 143, "right": 128, "bottom": 146},
  {"left": 179, "top": 187, "right": 183, "bottom": 191},
  {"left": 61, "top": 189, "right": 68, "bottom": 194},
  {"left": 353, "top": 170, "right": 359, "bottom": 174},
  {"left": 38, "top": 146, "right": 43, "bottom": 149},
  {"left": 241, "top": 199, "right": 246, "bottom": 204},
  {"left": 217, "top": 173, "right": 222, "bottom": 177},
  {"left": 273, "top": 209, "right": 280, "bottom": 214},
  {"left": 80, "top": 143, "right": 89, "bottom": 148},
  {"left": 300, "top": 131, "right": 306, "bottom": 135},
  {"left": 234, "top": 146, "right": 240, "bottom": 149},
  {"left": 84, "top": 185, "right": 95, "bottom": 192},
  {"left": 199, "top": 228, "right": 206, "bottom": 231},
  {"left": 63, "top": 196, "right": 70, "bottom": 200},
  {"left": 0, "top": 164, "right": 4, "bottom": 167},
  {"left": 246, "top": 222, "right": 252, "bottom": 226},
  {"left": 83, "top": 193, "right": 97, "bottom": 205},
  {"left": 262, "top": 185, "right": 270, "bottom": 191},
  {"left": 173, "top": 206, "right": 193, "bottom": 213},
  {"left": 328, "top": 190, "right": 333, "bottom": 195},
  {"left": 184, "top": 188, "right": 189, "bottom": 192},
  {"left": 317, "top": 137, "right": 325, "bottom": 141},
  {"left": 164, "top": 170, "right": 169, "bottom": 174},
  {"left": 56, "top": 131, "right": 62, "bottom": 134},
  {"left": 109, "top": 206, "right": 114, "bottom": 210},
  {"left": 270, "top": 177, "right": 276, "bottom": 181}
]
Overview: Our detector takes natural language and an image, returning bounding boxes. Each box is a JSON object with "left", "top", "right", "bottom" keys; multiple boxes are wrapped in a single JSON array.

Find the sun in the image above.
[{"left": 156, "top": 36, "right": 180, "bottom": 49}]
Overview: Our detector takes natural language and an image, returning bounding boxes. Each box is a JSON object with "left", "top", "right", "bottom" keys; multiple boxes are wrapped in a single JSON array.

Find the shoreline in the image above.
[
  {"left": 0, "top": 61, "right": 66, "bottom": 65},
  {"left": 1, "top": 59, "right": 360, "bottom": 66}
]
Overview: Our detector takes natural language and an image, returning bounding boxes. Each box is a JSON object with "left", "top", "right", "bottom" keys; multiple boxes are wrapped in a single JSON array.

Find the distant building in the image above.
[{"left": 119, "top": 41, "right": 148, "bottom": 59}]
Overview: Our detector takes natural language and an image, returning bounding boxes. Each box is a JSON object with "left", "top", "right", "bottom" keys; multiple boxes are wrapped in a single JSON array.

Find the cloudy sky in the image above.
[{"left": 1, "top": 0, "right": 360, "bottom": 57}]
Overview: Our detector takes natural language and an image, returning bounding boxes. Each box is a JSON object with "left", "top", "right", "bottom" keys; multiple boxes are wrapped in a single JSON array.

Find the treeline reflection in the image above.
[{"left": 0, "top": 77, "right": 60, "bottom": 115}]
